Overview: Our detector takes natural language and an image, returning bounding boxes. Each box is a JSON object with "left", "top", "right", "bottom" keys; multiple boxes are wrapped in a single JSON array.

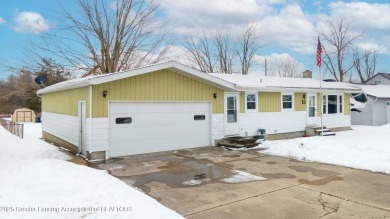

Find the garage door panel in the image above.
[
  {"left": 110, "top": 102, "right": 209, "bottom": 114},
  {"left": 110, "top": 125, "right": 209, "bottom": 143},
  {"left": 110, "top": 113, "right": 208, "bottom": 128},
  {"left": 109, "top": 102, "right": 211, "bottom": 156}
]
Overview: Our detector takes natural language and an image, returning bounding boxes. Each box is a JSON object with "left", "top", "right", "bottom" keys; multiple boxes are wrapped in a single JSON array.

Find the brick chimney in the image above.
[{"left": 303, "top": 70, "right": 312, "bottom": 78}]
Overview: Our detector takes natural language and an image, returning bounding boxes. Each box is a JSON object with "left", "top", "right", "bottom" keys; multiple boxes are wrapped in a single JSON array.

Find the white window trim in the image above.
[
  {"left": 281, "top": 92, "right": 294, "bottom": 112},
  {"left": 245, "top": 92, "right": 258, "bottom": 112},
  {"left": 322, "top": 93, "right": 344, "bottom": 115},
  {"left": 374, "top": 81, "right": 382, "bottom": 85}
]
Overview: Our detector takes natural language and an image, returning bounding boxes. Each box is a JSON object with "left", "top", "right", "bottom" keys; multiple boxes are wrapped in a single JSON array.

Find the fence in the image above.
[{"left": 0, "top": 118, "right": 24, "bottom": 139}]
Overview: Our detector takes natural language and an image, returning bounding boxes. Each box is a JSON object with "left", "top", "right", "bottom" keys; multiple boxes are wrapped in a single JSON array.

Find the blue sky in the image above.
[{"left": 1, "top": 0, "right": 390, "bottom": 80}]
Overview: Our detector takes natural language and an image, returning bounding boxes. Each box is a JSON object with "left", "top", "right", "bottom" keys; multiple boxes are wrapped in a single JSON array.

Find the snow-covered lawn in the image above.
[
  {"left": 0, "top": 123, "right": 183, "bottom": 219},
  {"left": 261, "top": 125, "right": 390, "bottom": 174}
]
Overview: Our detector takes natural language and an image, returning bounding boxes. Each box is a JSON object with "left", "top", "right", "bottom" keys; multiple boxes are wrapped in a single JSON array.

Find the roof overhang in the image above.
[
  {"left": 235, "top": 86, "right": 361, "bottom": 93},
  {"left": 37, "top": 61, "right": 236, "bottom": 95}
]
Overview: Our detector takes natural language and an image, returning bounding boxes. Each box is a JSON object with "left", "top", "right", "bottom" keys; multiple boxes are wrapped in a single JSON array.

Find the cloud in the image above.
[
  {"left": 12, "top": 11, "right": 50, "bottom": 34},
  {"left": 254, "top": 53, "right": 305, "bottom": 76},
  {"left": 259, "top": 4, "right": 317, "bottom": 54},
  {"left": 160, "top": 0, "right": 276, "bottom": 36},
  {"left": 0, "top": 17, "right": 5, "bottom": 24}
]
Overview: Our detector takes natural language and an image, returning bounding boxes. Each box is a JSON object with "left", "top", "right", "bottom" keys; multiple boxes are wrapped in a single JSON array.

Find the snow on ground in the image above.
[
  {"left": 261, "top": 125, "right": 390, "bottom": 174},
  {"left": 221, "top": 170, "right": 267, "bottom": 183},
  {"left": 0, "top": 123, "right": 183, "bottom": 219}
]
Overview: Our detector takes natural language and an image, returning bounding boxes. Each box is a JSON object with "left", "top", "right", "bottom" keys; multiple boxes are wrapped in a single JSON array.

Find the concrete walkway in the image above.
[{"left": 95, "top": 147, "right": 390, "bottom": 218}]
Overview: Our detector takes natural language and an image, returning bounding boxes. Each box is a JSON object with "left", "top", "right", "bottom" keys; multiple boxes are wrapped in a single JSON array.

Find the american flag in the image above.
[{"left": 316, "top": 36, "right": 323, "bottom": 67}]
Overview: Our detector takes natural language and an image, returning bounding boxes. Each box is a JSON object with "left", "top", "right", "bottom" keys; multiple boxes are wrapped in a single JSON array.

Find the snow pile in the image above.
[
  {"left": 222, "top": 170, "right": 267, "bottom": 183},
  {"left": 261, "top": 125, "right": 390, "bottom": 174},
  {"left": 182, "top": 178, "right": 211, "bottom": 186},
  {"left": 0, "top": 123, "right": 183, "bottom": 219}
]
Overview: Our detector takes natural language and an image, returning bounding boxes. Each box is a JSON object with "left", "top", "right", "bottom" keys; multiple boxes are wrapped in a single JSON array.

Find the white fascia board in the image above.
[
  {"left": 89, "top": 62, "right": 175, "bottom": 85},
  {"left": 37, "top": 80, "right": 90, "bottom": 95},
  {"left": 38, "top": 61, "right": 238, "bottom": 94},
  {"left": 235, "top": 86, "right": 361, "bottom": 93},
  {"left": 90, "top": 61, "right": 236, "bottom": 91},
  {"left": 170, "top": 62, "right": 236, "bottom": 91}
]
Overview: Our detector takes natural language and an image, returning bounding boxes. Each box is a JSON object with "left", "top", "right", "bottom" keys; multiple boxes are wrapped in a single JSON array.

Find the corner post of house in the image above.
[{"left": 89, "top": 85, "right": 93, "bottom": 154}]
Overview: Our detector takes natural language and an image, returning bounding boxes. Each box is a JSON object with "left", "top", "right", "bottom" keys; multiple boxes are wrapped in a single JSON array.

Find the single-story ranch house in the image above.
[{"left": 37, "top": 61, "right": 361, "bottom": 160}]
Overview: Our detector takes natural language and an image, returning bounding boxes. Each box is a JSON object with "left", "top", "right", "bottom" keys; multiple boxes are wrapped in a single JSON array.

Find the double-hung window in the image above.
[
  {"left": 245, "top": 92, "right": 257, "bottom": 112},
  {"left": 282, "top": 93, "right": 294, "bottom": 111}
]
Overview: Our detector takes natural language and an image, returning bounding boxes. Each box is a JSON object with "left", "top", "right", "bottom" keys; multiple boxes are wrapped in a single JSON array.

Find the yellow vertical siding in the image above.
[
  {"left": 317, "top": 93, "right": 322, "bottom": 117},
  {"left": 294, "top": 92, "right": 306, "bottom": 111},
  {"left": 344, "top": 93, "right": 350, "bottom": 115},
  {"left": 92, "top": 69, "right": 224, "bottom": 117},
  {"left": 259, "top": 92, "right": 281, "bottom": 112},
  {"left": 240, "top": 92, "right": 245, "bottom": 113},
  {"left": 41, "top": 87, "right": 90, "bottom": 117}
]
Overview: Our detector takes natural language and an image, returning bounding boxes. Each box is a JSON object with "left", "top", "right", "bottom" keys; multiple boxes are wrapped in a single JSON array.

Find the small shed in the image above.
[{"left": 12, "top": 108, "right": 36, "bottom": 122}]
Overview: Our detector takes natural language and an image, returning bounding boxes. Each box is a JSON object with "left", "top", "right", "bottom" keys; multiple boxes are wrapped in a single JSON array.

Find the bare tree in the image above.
[
  {"left": 321, "top": 18, "right": 363, "bottom": 82},
  {"left": 213, "top": 31, "right": 234, "bottom": 73},
  {"left": 353, "top": 49, "right": 377, "bottom": 83},
  {"left": 236, "top": 25, "right": 261, "bottom": 75},
  {"left": 275, "top": 57, "right": 300, "bottom": 77},
  {"left": 183, "top": 33, "right": 215, "bottom": 73},
  {"left": 33, "top": 0, "right": 169, "bottom": 75}
]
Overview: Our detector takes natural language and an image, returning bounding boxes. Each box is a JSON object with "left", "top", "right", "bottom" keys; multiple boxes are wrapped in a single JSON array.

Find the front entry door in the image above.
[
  {"left": 307, "top": 94, "right": 317, "bottom": 125},
  {"left": 225, "top": 93, "right": 239, "bottom": 135}
]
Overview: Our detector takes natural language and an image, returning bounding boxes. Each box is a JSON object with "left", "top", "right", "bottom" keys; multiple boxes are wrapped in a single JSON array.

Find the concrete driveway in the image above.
[{"left": 95, "top": 147, "right": 390, "bottom": 218}]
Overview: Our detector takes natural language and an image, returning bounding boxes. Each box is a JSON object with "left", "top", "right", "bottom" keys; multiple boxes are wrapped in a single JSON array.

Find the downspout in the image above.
[{"left": 89, "top": 86, "right": 93, "bottom": 158}]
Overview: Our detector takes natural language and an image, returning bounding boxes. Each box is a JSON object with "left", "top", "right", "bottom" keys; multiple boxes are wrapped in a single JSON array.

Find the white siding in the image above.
[
  {"left": 351, "top": 98, "right": 373, "bottom": 126},
  {"left": 239, "top": 111, "right": 307, "bottom": 136},
  {"left": 41, "top": 112, "right": 81, "bottom": 147},
  {"left": 90, "top": 118, "right": 109, "bottom": 152},
  {"left": 372, "top": 99, "right": 388, "bottom": 126},
  {"left": 212, "top": 114, "right": 224, "bottom": 145}
]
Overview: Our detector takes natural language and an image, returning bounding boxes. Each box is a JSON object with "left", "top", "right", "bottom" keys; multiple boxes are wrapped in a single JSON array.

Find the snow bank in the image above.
[
  {"left": 261, "top": 125, "right": 390, "bottom": 174},
  {"left": 0, "top": 123, "right": 183, "bottom": 219}
]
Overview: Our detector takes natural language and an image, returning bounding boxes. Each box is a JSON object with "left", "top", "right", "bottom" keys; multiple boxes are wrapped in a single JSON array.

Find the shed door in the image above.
[{"left": 109, "top": 102, "right": 211, "bottom": 157}]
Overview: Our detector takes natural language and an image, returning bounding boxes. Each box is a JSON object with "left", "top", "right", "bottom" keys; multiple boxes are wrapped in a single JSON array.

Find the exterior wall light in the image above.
[
  {"left": 213, "top": 93, "right": 218, "bottom": 99},
  {"left": 102, "top": 90, "right": 108, "bottom": 98}
]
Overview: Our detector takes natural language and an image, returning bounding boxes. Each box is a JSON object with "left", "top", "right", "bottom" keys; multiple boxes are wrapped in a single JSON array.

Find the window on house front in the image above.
[
  {"left": 282, "top": 94, "right": 293, "bottom": 110},
  {"left": 322, "top": 94, "right": 344, "bottom": 115},
  {"left": 375, "top": 81, "right": 382, "bottom": 85},
  {"left": 246, "top": 93, "right": 257, "bottom": 111}
]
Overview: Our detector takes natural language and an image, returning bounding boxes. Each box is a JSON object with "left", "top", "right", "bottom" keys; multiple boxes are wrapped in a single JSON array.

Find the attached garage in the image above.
[
  {"left": 37, "top": 61, "right": 234, "bottom": 160},
  {"left": 109, "top": 102, "right": 211, "bottom": 156}
]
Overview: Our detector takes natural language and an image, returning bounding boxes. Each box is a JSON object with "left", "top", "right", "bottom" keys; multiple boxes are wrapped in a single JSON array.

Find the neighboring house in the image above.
[
  {"left": 351, "top": 85, "right": 390, "bottom": 126},
  {"left": 364, "top": 73, "right": 390, "bottom": 85},
  {"left": 37, "top": 61, "right": 360, "bottom": 160}
]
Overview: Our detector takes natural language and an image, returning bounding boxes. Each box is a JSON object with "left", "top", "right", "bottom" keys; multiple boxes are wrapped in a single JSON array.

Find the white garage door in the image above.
[{"left": 109, "top": 102, "right": 211, "bottom": 157}]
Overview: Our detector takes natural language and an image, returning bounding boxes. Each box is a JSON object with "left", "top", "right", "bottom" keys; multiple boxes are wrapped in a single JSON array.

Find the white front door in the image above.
[
  {"left": 307, "top": 94, "right": 317, "bottom": 125},
  {"left": 224, "top": 93, "right": 240, "bottom": 135},
  {"left": 78, "top": 101, "right": 87, "bottom": 156},
  {"left": 387, "top": 101, "right": 390, "bottom": 123}
]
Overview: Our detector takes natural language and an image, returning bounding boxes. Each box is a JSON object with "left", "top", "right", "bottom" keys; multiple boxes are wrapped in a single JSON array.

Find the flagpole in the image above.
[
  {"left": 319, "top": 64, "right": 323, "bottom": 136},
  {"left": 317, "top": 36, "right": 324, "bottom": 136}
]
